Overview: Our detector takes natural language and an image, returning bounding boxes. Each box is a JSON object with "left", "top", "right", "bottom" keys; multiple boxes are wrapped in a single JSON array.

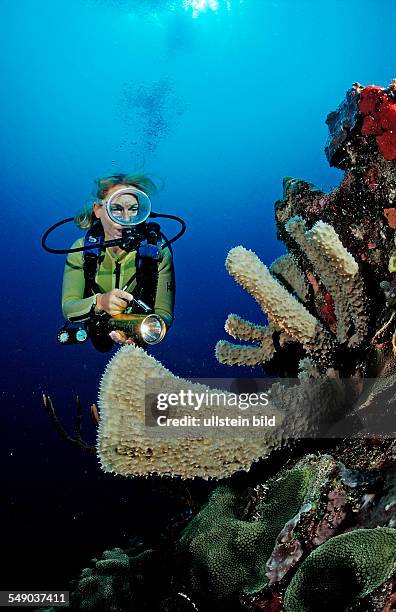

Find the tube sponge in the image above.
[
  {"left": 215, "top": 316, "right": 280, "bottom": 366},
  {"left": 286, "top": 217, "right": 368, "bottom": 348},
  {"left": 223, "top": 246, "right": 335, "bottom": 363},
  {"left": 270, "top": 254, "right": 309, "bottom": 303}
]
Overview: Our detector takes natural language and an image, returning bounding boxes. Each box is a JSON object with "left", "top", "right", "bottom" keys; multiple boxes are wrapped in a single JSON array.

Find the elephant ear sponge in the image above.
[{"left": 284, "top": 527, "right": 396, "bottom": 612}]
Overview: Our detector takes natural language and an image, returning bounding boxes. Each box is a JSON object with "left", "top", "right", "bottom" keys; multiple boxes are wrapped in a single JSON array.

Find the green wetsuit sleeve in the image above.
[
  {"left": 154, "top": 246, "right": 175, "bottom": 329},
  {"left": 62, "top": 239, "right": 96, "bottom": 321}
]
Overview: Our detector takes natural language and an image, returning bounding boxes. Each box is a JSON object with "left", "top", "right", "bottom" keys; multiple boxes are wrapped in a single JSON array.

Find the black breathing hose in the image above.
[{"left": 42, "top": 212, "right": 186, "bottom": 255}]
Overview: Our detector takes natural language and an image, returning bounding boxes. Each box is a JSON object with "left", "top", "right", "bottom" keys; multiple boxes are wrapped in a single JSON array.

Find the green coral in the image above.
[
  {"left": 178, "top": 465, "right": 312, "bottom": 602},
  {"left": 283, "top": 527, "right": 396, "bottom": 612},
  {"left": 69, "top": 546, "right": 161, "bottom": 611}
]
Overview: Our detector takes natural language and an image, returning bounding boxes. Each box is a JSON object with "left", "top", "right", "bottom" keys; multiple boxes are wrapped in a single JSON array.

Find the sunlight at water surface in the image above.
[{"left": 183, "top": 0, "right": 232, "bottom": 18}]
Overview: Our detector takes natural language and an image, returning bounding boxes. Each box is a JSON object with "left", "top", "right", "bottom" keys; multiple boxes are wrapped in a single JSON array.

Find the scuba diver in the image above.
[{"left": 42, "top": 173, "right": 186, "bottom": 351}]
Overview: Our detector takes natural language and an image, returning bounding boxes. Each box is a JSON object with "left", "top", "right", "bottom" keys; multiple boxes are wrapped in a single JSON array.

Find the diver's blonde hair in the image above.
[{"left": 74, "top": 173, "right": 158, "bottom": 229}]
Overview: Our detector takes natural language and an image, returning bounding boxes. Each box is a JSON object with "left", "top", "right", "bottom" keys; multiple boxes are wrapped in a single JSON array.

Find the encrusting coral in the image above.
[
  {"left": 178, "top": 464, "right": 312, "bottom": 602},
  {"left": 177, "top": 453, "right": 387, "bottom": 609},
  {"left": 283, "top": 528, "right": 396, "bottom": 612}
]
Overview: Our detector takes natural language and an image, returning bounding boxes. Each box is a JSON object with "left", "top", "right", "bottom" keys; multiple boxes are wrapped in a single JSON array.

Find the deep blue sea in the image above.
[{"left": 1, "top": 0, "right": 395, "bottom": 594}]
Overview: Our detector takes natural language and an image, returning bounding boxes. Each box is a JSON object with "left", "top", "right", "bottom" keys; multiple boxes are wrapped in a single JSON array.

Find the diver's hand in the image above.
[
  {"left": 109, "top": 330, "right": 135, "bottom": 345},
  {"left": 96, "top": 289, "right": 133, "bottom": 316}
]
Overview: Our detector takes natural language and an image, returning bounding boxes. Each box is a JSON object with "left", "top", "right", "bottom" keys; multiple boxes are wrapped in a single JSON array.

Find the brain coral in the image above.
[{"left": 283, "top": 527, "right": 396, "bottom": 612}]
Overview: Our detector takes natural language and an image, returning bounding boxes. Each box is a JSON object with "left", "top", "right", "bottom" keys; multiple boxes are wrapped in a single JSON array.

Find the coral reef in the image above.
[
  {"left": 178, "top": 453, "right": 385, "bottom": 609},
  {"left": 178, "top": 464, "right": 312, "bottom": 602},
  {"left": 98, "top": 79, "right": 396, "bottom": 481},
  {"left": 283, "top": 528, "right": 396, "bottom": 612},
  {"left": 67, "top": 442, "right": 396, "bottom": 611},
  {"left": 72, "top": 547, "right": 147, "bottom": 611},
  {"left": 216, "top": 78, "right": 396, "bottom": 381},
  {"left": 63, "top": 545, "right": 188, "bottom": 612},
  {"left": 79, "top": 79, "right": 396, "bottom": 610},
  {"left": 326, "top": 79, "right": 396, "bottom": 166}
]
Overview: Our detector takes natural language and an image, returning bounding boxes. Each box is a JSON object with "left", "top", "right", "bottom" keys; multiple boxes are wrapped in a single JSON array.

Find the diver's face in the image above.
[{"left": 94, "top": 184, "right": 139, "bottom": 240}]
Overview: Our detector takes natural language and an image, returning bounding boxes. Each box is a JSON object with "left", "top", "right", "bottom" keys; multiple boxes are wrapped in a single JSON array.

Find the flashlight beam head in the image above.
[{"left": 108, "top": 313, "right": 166, "bottom": 345}]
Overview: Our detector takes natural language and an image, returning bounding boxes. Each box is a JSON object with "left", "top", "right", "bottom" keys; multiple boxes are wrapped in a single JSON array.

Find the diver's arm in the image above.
[
  {"left": 154, "top": 246, "right": 175, "bottom": 328},
  {"left": 61, "top": 241, "right": 97, "bottom": 321}
]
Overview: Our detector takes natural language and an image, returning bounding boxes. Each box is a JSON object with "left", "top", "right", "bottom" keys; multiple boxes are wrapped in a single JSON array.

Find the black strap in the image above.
[
  {"left": 83, "top": 252, "right": 103, "bottom": 298},
  {"left": 83, "top": 221, "right": 105, "bottom": 298},
  {"left": 133, "top": 239, "right": 161, "bottom": 310}
]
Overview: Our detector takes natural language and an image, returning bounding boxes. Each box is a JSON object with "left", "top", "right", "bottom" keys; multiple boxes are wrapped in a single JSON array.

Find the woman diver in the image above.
[{"left": 59, "top": 173, "right": 176, "bottom": 351}]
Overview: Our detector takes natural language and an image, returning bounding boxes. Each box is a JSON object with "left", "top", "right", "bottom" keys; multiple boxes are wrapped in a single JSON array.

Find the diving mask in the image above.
[{"left": 104, "top": 187, "right": 152, "bottom": 227}]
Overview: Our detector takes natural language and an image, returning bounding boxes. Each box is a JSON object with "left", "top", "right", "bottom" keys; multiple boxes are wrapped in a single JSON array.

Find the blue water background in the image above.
[{"left": 1, "top": 0, "right": 395, "bottom": 590}]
